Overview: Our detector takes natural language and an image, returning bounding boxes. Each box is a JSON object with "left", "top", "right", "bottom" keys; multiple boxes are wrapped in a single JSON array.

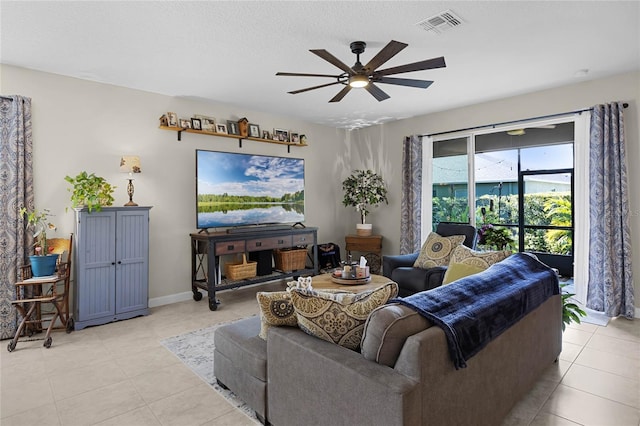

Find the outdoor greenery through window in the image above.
[{"left": 431, "top": 122, "right": 575, "bottom": 273}]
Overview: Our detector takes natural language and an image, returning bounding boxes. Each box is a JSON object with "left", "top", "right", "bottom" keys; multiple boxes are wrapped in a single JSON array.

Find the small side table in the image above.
[{"left": 345, "top": 234, "right": 382, "bottom": 274}]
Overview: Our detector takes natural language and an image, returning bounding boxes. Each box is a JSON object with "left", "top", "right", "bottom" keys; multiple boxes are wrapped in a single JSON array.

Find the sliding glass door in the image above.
[{"left": 430, "top": 121, "right": 576, "bottom": 276}]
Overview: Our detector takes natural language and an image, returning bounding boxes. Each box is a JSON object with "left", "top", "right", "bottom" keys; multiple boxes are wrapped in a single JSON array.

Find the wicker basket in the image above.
[
  {"left": 274, "top": 248, "right": 307, "bottom": 272},
  {"left": 224, "top": 253, "right": 257, "bottom": 280}
]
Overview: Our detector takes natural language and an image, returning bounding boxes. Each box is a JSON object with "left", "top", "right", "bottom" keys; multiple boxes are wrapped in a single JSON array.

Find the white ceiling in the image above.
[{"left": 2, "top": 1, "right": 639, "bottom": 129}]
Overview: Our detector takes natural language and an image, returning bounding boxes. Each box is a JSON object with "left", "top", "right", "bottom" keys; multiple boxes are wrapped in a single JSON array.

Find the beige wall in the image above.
[
  {"left": 1, "top": 65, "right": 350, "bottom": 305},
  {"left": 351, "top": 70, "right": 640, "bottom": 314},
  {"left": 3, "top": 65, "right": 639, "bottom": 313}
]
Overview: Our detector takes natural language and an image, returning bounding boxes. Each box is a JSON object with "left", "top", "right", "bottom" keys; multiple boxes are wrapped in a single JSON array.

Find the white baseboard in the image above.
[{"left": 149, "top": 291, "right": 196, "bottom": 308}]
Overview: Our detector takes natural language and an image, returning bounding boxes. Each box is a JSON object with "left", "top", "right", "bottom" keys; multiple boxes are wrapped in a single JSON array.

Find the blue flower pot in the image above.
[{"left": 29, "top": 254, "right": 59, "bottom": 277}]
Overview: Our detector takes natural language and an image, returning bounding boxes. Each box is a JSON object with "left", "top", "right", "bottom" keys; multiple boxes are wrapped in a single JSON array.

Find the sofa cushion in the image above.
[
  {"left": 442, "top": 263, "right": 485, "bottom": 284},
  {"left": 442, "top": 245, "right": 511, "bottom": 284},
  {"left": 214, "top": 316, "right": 267, "bottom": 381},
  {"left": 361, "top": 303, "right": 432, "bottom": 367},
  {"left": 289, "top": 282, "right": 398, "bottom": 350},
  {"left": 413, "top": 232, "right": 465, "bottom": 269},
  {"left": 256, "top": 291, "right": 298, "bottom": 340}
]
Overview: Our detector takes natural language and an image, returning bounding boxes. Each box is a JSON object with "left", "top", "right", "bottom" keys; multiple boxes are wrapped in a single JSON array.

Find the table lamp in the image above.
[{"left": 119, "top": 155, "right": 141, "bottom": 206}]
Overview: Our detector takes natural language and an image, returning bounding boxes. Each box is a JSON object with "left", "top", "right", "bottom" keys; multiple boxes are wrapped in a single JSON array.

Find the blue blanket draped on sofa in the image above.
[{"left": 391, "top": 253, "right": 559, "bottom": 369}]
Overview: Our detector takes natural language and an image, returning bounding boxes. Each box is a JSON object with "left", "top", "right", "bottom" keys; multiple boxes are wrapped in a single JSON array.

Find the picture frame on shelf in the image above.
[
  {"left": 227, "top": 120, "right": 240, "bottom": 135},
  {"left": 300, "top": 134, "right": 307, "bottom": 144},
  {"left": 167, "top": 112, "right": 178, "bottom": 127},
  {"left": 191, "top": 118, "right": 202, "bottom": 131},
  {"left": 290, "top": 132, "right": 300, "bottom": 144},
  {"left": 196, "top": 115, "right": 216, "bottom": 132},
  {"left": 179, "top": 118, "right": 191, "bottom": 129},
  {"left": 216, "top": 123, "right": 228, "bottom": 134},
  {"left": 262, "top": 130, "right": 270, "bottom": 140},
  {"left": 249, "top": 123, "right": 261, "bottom": 138},
  {"left": 274, "top": 128, "right": 289, "bottom": 142}
]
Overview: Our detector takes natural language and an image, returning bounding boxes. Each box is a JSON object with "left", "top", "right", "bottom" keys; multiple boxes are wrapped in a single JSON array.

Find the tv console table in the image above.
[{"left": 190, "top": 227, "right": 318, "bottom": 310}]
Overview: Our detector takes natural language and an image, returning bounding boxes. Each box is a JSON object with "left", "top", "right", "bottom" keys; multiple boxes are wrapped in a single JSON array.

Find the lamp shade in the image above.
[{"left": 120, "top": 156, "right": 141, "bottom": 173}]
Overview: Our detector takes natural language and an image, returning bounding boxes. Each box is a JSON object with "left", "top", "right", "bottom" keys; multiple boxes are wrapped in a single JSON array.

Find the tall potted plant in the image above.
[
  {"left": 65, "top": 171, "right": 115, "bottom": 212},
  {"left": 20, "top": 207, "right": 58, "bottom": 276},
  {"left": 342, "top": 169, "right": 388, "bottom": 236},
  {"left": 560, "top": 283, "right": 587, "bottom": 331}
]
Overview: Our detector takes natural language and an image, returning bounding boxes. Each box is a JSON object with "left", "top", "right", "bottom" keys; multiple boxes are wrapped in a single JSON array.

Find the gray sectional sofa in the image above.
[{"left": 214, "top": 256, "right": 563, "bottom": 426}]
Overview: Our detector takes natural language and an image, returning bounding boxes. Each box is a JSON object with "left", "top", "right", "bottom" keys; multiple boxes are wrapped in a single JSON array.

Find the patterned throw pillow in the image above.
[
  {"left": 256, "top": 291, "right": 298, "bottom": 340},
  {"left": 442, "top": 245, "right": 511, "bottom": 284},
  {"left": 413, "top": 232, "right": 466, "bottom": 269},
  {"left": 289, "top": 282, "right": 398, "bottom": 351}
]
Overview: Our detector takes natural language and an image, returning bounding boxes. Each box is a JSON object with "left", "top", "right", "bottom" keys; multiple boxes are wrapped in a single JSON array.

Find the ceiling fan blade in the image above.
[
  {"left": 329, "top": 85, "right": 352, "bottom": 103},
  {"left": 310, "top": 49, "right": 354, "bottom": 75},
  {"left": 365, "top": 83, "right": 390, "bottom": 102},
  {"left": 374, "top": 77, "right": 433, "bottom": 89},
  {"left": 276, "top": 72, "right": 342, "bottom": 78},
  {"left": 364, "top": 40, "right": 408, "bottom": 72},
  {"left": 374, "top": 56, "right": 446, "bottom": 77},
  {"left": 288, "top": 81, "right": 343, "bottom": 94}
]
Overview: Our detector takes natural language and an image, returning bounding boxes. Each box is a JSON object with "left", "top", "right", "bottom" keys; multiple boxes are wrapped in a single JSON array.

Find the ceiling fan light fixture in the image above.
[{"left": 349, "top": 74, "right": 369, "bottom": 88}]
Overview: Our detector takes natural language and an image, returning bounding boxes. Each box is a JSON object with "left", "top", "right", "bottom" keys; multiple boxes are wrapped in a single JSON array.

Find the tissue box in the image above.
[{"left": 355, "top": 266, "right": 370, "bottom": 278}]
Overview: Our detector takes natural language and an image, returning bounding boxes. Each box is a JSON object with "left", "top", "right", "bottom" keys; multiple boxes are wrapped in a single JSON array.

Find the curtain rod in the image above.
[
  {"left": 0, "top": 96, "right": 14, "bottom": 102},
  {"left": 426, "top": 102, "right": 629, "bottom": 138}
]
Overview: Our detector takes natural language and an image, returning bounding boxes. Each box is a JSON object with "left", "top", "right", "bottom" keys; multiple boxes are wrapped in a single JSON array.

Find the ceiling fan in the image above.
[{"left": 276, "top": 40, "right": 446, "bottom": 103}]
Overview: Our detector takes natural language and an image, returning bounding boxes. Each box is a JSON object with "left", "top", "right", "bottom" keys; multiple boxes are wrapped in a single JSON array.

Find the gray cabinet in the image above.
[{"left": 73, "top": 207, "right": 151, "bottom": 330}]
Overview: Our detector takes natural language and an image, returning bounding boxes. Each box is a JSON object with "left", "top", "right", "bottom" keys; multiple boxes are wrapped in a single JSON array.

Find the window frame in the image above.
[{"left": 424, "top": 113, "right": 589, "bottom": 302}]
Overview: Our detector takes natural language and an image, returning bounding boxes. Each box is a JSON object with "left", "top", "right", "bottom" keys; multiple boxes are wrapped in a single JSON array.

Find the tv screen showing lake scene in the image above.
[{"left": 196, "top": 150, "right": 305, "bottom": 229}]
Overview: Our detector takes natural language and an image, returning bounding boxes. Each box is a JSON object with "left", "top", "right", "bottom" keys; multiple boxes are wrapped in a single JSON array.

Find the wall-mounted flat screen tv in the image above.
[{"left": 196, "top": 149, "right": 305, "bottom": 230}]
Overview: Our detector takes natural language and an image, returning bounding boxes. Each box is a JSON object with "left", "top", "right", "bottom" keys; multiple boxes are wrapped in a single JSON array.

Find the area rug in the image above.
[{"left": 160, "top": 318, "right": 260, "bottom": 424}]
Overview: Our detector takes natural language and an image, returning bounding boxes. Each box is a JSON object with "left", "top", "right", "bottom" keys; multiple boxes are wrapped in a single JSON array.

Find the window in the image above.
[
  {"left": 429, "top": 120, "right": 577, "bottom": 276},
  {"left": 432, "top": 137, "right": 469, "bottom": 228}
]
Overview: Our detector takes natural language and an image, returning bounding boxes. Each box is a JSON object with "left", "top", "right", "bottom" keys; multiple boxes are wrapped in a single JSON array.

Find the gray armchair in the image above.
[{"left": 383, "top": 223, "right": 477, "bottom": 297}]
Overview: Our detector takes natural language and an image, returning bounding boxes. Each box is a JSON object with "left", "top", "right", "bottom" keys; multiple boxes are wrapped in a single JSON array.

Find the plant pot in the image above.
[
  {"left": 29, "top": 254, "right": 59, "bottom": 277},
  {"left": 356, "top": 223, "right": 373, "bottom": 236}
]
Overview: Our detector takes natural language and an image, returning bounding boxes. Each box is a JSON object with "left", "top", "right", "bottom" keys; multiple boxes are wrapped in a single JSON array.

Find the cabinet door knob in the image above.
[
  {"left": 111, "top": 262, "right": 116, "bottom": 265},
  {"left": 117, "top": 261, "right": 122, "bottom": 264}
]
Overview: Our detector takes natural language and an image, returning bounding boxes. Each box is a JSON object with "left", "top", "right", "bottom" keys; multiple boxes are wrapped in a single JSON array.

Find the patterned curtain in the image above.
[
  {"left": 586, "top": 102, "right": 634, "bottom": 319},
  {"left": 0, "top": 96, "right": 33, "bottom": 339},
  {"left": 400, "top": 135, "right": 422, "bottom": 254}
]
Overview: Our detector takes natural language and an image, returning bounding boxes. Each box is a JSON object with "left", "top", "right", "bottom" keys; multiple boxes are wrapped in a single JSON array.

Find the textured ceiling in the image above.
[{"left": 1, "top": 1, "right": 639, "bottom": 129}]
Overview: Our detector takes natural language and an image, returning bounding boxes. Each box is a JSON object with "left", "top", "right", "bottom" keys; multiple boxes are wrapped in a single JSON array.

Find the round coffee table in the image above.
[{"left": 311, "top": 273, "right": 394, "bottom": 293}]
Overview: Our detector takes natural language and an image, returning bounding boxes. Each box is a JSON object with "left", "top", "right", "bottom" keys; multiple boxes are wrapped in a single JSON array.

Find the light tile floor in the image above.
[{"left": 1, "top": 282, "right": 639, "bottom": 426}]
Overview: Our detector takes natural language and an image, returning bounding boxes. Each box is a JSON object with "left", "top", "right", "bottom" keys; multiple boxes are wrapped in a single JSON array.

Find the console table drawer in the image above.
[
  {"left": 215, "top": 240, "right": 246, "bottom": 255},
  {"left": 246, "top": 236, "right": 292, "bottom": 251},
  {"left": 292, "top": 233, "right": 315, "bottom": 246}
]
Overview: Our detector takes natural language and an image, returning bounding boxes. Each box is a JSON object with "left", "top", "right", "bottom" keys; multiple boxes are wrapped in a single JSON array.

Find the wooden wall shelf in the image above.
[{"left": 159, "top": 126, "right": 308, "bottom": 153}]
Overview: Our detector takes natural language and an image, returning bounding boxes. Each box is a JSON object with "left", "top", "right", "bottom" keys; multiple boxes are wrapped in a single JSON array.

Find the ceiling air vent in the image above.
[{"left": 416, "top": 10, "right": 464, "bottom": 34}]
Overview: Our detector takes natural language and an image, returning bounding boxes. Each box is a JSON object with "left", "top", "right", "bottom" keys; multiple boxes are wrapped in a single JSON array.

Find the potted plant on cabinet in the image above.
[
  {"left": 342, "top": 169, "right": 388, "bottom": 236},
  {"left": 20, "top": 207, "right": 58, "bottom": 276},
  {"left": 65, "top": 171, "right": 115, "bottom": 213}
]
